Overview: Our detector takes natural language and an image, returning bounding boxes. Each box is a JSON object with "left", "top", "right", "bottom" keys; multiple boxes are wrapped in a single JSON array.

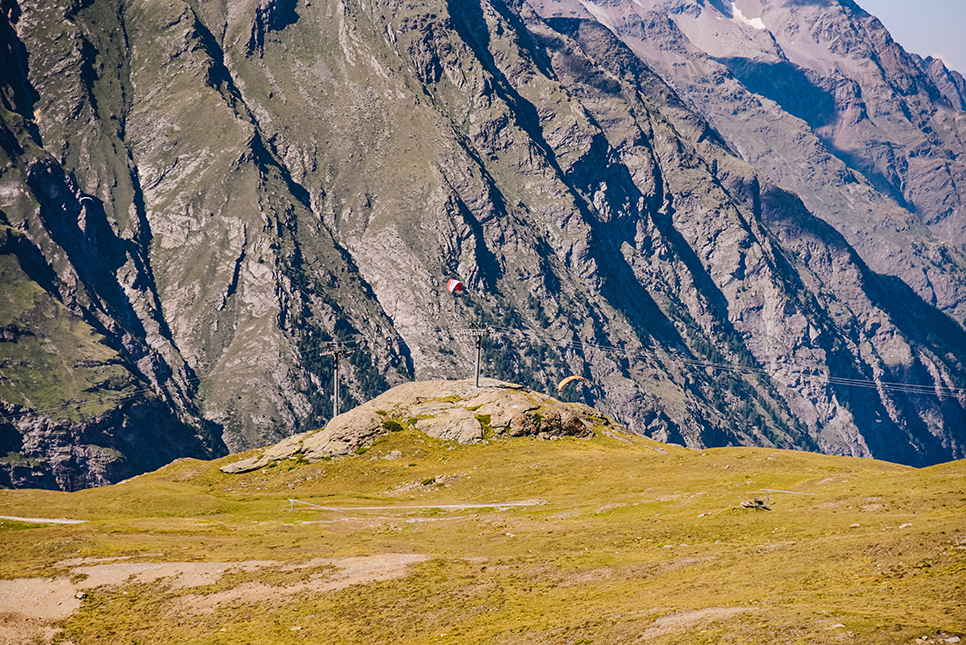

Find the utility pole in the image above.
[
  {"left": 321, "top": 341, "right": 351, "bottom": 418},
  {"left": 457, "top": 327, "right": 491, "bottom": 387},
  {"left": 473, "top": 330, "right": 486, "bottom": 387}
]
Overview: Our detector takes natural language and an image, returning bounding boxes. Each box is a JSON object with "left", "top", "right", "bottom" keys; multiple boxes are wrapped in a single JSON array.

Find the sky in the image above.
[{"left": 855, "top": 0, "right": 966, "bottom": 73}]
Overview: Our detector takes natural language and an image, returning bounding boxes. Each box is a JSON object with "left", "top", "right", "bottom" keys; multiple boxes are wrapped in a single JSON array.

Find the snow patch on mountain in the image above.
[{"left": 731, "top": 3, "right": 765, "bottom": 30}]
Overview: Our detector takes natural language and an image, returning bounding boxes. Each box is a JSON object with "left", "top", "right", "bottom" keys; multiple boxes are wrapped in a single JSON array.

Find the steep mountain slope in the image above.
[
  {"left": 0, "top": 224, "right": 221, "bottom": 490},
  {"left": 1, "top": 0, "right": 965, "bottom": 489},
  {"left": 530, "top": 0, "right": 966, "bottom": 321}
]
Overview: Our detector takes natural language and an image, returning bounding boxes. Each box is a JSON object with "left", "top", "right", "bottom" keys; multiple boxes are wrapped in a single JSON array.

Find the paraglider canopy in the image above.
[
  {"left": 557, "top": 375, "right": 589, "bottom": 391},
  {"left": 447, "top": 278, "right": 463, "bottom": 294}
]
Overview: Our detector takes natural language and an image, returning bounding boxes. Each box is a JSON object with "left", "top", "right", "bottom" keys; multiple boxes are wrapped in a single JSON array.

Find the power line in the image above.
[
  {"left": 474, "top": 322, "right": 966, "bottom": 398},
  {"left": 3, "top": 317, "right": 964, "bottom": 424},
  {"left": 0, "top": 333, "right": 369, "bottom": 422}
]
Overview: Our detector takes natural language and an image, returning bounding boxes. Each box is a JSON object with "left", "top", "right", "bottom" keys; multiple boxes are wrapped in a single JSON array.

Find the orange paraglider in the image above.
[
  {"left": 557, "top": 375, "right": 589, "bottom": 391},
  {"left": 447, "top": 278, "right": 463, "bottom": 294}
]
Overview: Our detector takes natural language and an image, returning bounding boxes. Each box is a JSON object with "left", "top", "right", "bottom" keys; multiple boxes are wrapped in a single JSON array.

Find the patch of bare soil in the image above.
[
  {"left": 73, "top": 560, "right": 278, "bottom": 590},
  {"left": 172, "top": 553, "right": 430, "bottom": 615},
  {"left": 0, "top": 577, "right": 80, "bottom": 645},
  {"left": 0, "top": 553, "right": 429, "bottom": 645},
  {"left": 637, "top": 607, "right": 754, "bottom": 638}
]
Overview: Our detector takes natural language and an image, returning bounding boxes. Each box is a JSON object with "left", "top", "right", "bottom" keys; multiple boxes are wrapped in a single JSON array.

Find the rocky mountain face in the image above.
[
  {"left": 1, "top": 0, "right": 965, "bottom": 489},
  {"left": 531, "top": 0, "right": 966, "bottom": 320}
]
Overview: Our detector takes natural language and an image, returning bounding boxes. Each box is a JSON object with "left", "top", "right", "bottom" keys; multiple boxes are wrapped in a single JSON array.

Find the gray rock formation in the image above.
[
  {"left": 529, "top": 0, "right": 966, "bottom": 321},
  {"left": 220, "top": 378, "right": 599, "bottom": 473},
  {"left": 1, "top": 0, "right": 965, "bottom": 489}
]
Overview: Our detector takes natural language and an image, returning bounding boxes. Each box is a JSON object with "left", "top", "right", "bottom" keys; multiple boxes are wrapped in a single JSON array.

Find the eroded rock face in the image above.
[
  {"left": 2, "top": 0, "right": 966, "bottom": 490},
  {"left": 530, "top": 0, "right": 966, "bottom": 322},
  {"left": 220, "top": 379, "right": 600, "bottom": 473}
]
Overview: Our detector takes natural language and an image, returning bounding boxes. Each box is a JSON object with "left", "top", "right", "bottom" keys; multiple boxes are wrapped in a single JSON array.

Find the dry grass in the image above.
[{"left": 0, "top": 428, "right": 963, "bottom": 644}]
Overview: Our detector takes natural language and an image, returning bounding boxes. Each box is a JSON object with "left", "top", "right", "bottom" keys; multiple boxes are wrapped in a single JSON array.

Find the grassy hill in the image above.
[{"left": 0, "top": 426, "right": 963, "bottom": 644}]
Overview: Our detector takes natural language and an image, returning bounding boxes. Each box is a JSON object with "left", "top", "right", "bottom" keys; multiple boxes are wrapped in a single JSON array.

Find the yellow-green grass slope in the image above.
[{"left": 0, "top": 427, "right": 963, "bottom": 644}]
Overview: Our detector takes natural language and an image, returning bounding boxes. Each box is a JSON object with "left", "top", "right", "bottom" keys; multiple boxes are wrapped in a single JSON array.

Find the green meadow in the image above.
[{"left": 1, "top": 428, "right": 963, "bottom": 644}]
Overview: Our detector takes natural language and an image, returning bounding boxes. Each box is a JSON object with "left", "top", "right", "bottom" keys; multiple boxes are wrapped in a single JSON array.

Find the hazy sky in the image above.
[{"left": 855, "top": 0, "right": 966, "bottom": 73}]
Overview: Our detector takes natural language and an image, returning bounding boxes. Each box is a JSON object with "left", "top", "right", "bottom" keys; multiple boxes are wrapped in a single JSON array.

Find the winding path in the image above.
[
  {"left": 0, "top": 515, "right": 86, "bottom": 524},
  {"left": 289, "top": 499, "right": 546, "bottom": 512}
]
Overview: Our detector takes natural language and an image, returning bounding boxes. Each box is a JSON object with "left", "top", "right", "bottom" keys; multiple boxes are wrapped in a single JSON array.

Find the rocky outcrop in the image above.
[
  {"left": 220, "top": 379, "right": 600, "bottom": 473},
  {"left": 0, "top": 399, "right": 219, "bottom": 491}
]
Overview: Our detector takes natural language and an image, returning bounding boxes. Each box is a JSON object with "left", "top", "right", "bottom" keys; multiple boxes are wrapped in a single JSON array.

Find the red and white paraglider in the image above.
[{"left": 447, "top": 278, "right": 463, "bottom": 294}]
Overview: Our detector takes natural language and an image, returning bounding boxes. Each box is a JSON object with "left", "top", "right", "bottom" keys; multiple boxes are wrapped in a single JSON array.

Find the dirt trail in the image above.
[
  {"left": 289, "top": 498, "right": 546, "bottom": 512},
  {"left": 0, "top": 515, "right": 85, "bottom": 524}
]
